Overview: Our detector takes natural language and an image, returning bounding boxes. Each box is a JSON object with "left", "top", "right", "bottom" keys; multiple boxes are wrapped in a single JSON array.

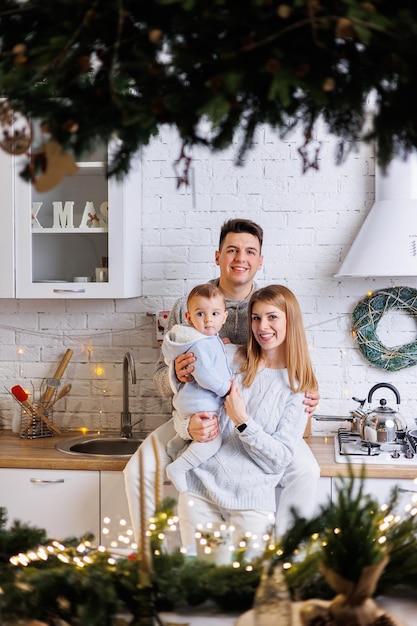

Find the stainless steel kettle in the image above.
[{"left": 362, "top": 383, "right": 406, "bottom": 443}]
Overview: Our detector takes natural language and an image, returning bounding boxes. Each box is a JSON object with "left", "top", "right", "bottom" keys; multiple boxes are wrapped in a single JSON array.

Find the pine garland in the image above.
[
  {"left": 1, "top": 470, "right": 417, "bottom": 623},
  {"left": 1, "top": 1, "right": 417, "bottom": 180}
]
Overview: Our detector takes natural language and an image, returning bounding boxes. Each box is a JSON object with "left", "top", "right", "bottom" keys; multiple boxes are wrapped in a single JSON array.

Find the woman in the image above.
[{"left": 177, "top": 284, "right": 318, "bottom": 553}]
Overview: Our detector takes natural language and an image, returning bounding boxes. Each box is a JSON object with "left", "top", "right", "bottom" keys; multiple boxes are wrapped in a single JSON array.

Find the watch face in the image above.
[{"left": 237, "top": 423, "right": 247, "bottom": 433}]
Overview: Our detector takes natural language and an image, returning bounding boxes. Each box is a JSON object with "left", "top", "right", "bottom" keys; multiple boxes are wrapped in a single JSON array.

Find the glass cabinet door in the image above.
[{"left": 14, "top": 145, "right": 141, "bottom": 299}]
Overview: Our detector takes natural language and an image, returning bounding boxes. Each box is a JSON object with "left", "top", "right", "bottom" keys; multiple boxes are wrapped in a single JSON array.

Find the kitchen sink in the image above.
[{"left": 56, "top": 433, "right": 145, "bottom": 458}]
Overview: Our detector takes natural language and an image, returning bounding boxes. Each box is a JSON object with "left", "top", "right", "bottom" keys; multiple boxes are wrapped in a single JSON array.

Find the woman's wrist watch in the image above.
[{"left": 236, "top": 422, "right": 248, "bottom": 433}]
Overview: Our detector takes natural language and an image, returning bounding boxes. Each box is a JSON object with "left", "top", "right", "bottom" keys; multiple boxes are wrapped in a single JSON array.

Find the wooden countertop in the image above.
[
  {"left": 1, "top": 430, "right": 417, "bottom": 479},
  {"left": 0, "top": 430, "right": 127, "bottom": 471}
]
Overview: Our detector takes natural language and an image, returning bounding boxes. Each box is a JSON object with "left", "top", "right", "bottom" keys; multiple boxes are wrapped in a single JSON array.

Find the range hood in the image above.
[{"left": 335, "top": 154, "right": 417, "bottom": 277}]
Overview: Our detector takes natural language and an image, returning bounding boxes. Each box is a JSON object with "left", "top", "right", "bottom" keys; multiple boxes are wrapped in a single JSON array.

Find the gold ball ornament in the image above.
[
  {"left": 336, "top": 18, "right": 356, "bottom": 39},
  {"left": 276, "top": 4, "right": 292, "bottom": 19},
  {"left": 64, "top": 119, "right": 79, "bottom": 133},
  {"left": 12, "top": 42, "right": 28, "bottom": 66},
  {"left": 265, "top": 59, "right": 282, "bottom": 74},
  {"left": 148, "top": 29, "right": 163, "bottom": 44},
  {"left": 322, "top": 77, "right": 336, "bottom": 92}
]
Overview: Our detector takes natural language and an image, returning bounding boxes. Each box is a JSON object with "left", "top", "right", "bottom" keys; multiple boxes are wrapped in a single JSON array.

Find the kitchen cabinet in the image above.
[
  {"left": 100, "top": 470, "right": 134, "bottom": 547},
  {"left": 316, "top": 476, "right": 332, "bottom": 508},
  {"left": 100, "top": 471, "right": 180, "bottom": 550},
  {"left": 0, "top": 148, "right": 15, "bottom": 297},
  {"left": 0, "top": 466, "right": 178, "bottom": 549},
  {"left": 0, "top": 468, "right": 100, "bottom": 539},
  {"left": 332, "top": 476, "right": 417, "bottom": 509},
  {"left": 8, "top": 144, "right": 141, "bottom": 299}
]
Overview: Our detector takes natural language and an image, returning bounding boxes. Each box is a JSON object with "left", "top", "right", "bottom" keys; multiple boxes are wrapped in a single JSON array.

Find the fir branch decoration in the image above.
[
  {"left": 1, "top": 472, "right": 417, "bottom": 623},
  {"left": 0, "top": 506, "right": 47, "bottom": 567},
  {"left": 320, "top": 466, "right": 387, "bottom": 583},
  {"left": 2, "top": 1, "right": 417, "bottom": 181}
]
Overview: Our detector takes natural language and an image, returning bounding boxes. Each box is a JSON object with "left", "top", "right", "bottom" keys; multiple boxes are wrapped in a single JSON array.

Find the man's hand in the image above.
[
  {"left": 304, "top": 389, "right": 320, "bottom": 415},
  {"left": 188, "top": 412, "right": 219, "bottom": 442},
  {"left": 174, "top": 352, "right": 196, "bottom": 383}
]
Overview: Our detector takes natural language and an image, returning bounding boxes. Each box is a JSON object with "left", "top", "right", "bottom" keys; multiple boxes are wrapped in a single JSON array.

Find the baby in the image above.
[{"left": 162, "top": 283, "right": 232, "bottom": 492}]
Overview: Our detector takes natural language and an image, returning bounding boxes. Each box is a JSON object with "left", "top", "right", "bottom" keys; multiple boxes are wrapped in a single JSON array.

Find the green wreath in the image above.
[{"left": 352, "top": 286, "right": 417, "bottom": 371}]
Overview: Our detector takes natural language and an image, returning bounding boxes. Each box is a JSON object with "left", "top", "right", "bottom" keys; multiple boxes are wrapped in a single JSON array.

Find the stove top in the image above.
[{"left": 334, "top": 428, "right": 417, "bottom": 465}]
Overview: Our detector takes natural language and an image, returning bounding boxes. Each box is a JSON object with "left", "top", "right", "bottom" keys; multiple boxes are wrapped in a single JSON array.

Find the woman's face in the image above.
[{"left": 251, "top": 301, "right": 287, "bottom": 353}]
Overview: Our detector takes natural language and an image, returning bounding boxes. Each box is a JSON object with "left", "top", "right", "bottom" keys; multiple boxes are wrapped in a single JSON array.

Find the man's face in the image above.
[{"left": 215, "top": 232, "right": 263, "bottom": 288}]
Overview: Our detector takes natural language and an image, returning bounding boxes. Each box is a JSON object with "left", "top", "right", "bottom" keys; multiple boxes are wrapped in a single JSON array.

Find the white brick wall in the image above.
[{"left": 2, "top": 122, "right": 417, "bottom": 436}]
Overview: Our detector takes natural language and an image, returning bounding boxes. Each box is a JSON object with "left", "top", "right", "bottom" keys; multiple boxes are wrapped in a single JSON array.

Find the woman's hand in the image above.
[
  {"left": 175, "top": 352, "right": 196, "bottom": 383},
  {"left": 189, "top": 412, "right": 219, "bottom": 442},
  {"left": 303, "top": 389, "right": 320, "bottom": 415},
  {"left": 224, "top": 379, "right": 249, "bottom": 427}
]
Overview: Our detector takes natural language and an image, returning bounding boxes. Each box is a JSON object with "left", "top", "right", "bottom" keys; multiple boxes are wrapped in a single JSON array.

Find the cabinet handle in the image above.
[
  {"left": 53, "top": 288, "right": 86, "bottom": 293},
  {"left": 30, "top": 478, "right": 65, "bottom": 484}
]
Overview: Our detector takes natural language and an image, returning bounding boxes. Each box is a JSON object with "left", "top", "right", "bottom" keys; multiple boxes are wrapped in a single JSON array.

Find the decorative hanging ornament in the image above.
[
  {"left": 0, "top": 101, "right": 32, "bottom": 155},
  {"left": 30, "top": 139, "right": 79, "bottom": 192},
  {"left": 352, "top": 286, "right": 417, "bottom": 371}
]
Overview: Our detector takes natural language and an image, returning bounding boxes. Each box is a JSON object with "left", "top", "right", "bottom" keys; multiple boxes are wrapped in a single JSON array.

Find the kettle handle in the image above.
[{"left": 367, "top": 383, "right": 400, "bottom": 405}]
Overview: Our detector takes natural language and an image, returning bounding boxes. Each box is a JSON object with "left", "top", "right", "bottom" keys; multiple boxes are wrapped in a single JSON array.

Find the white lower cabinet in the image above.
[
  {"left": 100, "top": 471, "right": 133, "bottom": 547},
  {"left": 100, "top": 472, "right": 179, "bottom": 548},
  {"left": 0, "top": 468, "right": 100, "bottom": 540},
  {"left": 332, "top": 476, "right": 417, "bottom": 508},
  {"left": 0, "top": 468, "right": 177, "bottom": 548},
  {"left": 316, "top": 476, "right": 332, "bottom": 509},
  {"left": 2, "top": 469, "right": 415, "bottom": 550}
]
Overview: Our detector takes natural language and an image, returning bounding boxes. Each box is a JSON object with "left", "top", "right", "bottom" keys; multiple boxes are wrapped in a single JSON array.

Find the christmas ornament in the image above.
[
  {"left": 0, "top": 102, "right": 32, "bottom": 155},
  {"left": 30, "top": 139, "right": 79, "bottom": 192},
  {"left": 352, "top": 287, "right": 417, "bottom": 371}
]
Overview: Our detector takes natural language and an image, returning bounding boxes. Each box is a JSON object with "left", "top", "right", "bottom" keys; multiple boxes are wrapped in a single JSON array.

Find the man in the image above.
[{"left": 124, "top": 218, "right": 320, "bottom": 544}]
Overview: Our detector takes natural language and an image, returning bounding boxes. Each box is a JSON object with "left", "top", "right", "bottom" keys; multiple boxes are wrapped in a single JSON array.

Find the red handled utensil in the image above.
[{"left": 11, "top": 385, "right": 62, "bottom": 435}]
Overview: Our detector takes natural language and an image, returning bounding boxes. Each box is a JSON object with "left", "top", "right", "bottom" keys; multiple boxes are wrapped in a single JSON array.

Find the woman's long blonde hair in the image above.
[{"left": 236, "top": 284, "right": 317, "bottom": 393}]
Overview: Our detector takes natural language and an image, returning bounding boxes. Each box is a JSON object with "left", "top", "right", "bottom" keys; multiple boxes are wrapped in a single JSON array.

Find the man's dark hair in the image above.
[{"left": 218, "top": 219, "right": 263, "bottom": 251}]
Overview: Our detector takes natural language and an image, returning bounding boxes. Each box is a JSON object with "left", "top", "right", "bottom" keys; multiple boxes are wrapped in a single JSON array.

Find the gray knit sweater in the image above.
[
  {"left": 153, "top": 278, "right": 259, "bottom": 398},
  {"left": 187, "top": 348, "right": 307, "bottom": 511}
]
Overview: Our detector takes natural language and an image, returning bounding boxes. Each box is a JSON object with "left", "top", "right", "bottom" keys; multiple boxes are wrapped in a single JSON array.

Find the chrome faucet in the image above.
[{"left": 120, "top": 351, "right": 138, "bottom": 438}]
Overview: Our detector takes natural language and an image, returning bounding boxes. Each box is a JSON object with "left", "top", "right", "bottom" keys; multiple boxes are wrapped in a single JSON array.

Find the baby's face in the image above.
[{"left": 186, "top": 294, "right": 228, "bottom": 336}]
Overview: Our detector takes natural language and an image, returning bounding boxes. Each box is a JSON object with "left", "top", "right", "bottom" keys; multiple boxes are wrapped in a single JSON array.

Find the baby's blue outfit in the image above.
[
  {"left": 162, "top": 324, "right": 232, "bottom": 419},
  {"left": 161, "top": 324, "right": 233, "bottom": 491}
]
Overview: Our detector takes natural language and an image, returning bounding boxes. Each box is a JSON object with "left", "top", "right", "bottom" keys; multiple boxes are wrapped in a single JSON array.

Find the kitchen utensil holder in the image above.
[{"left": 20, "top": 404, "right": 55, "bottom": 439}]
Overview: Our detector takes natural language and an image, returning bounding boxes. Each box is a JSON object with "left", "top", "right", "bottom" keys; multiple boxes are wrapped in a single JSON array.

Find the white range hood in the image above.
[{"left": 335, "top": 154, "right": 417, "bottom": 277}]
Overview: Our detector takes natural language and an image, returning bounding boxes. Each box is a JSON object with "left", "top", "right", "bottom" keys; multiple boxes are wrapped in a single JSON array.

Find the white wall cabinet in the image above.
[
  {"left": 0, "top": 146, "right": 141, "bottom": 299},
  {"left": 0, "top": 468, "right": 100, "bottom": 539},
  {"left": 0, "top": 148, "right": 15, "bottom": 297}
]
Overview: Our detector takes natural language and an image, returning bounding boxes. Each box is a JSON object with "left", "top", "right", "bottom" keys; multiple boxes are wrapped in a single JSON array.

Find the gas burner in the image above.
[
  {"left": 408, "top": 429, "right": 417, "bottom": 452},
  {"left": 334, "top": 428, "right": 417, "bottom": 465},
  {"left": 361, "top": 440, "right": 381, "bottom": 453}
]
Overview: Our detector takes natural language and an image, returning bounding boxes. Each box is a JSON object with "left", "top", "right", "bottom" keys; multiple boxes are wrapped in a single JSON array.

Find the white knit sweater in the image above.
[{"left": 186, "top": 364, "right": 307, "bottom": 512}]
